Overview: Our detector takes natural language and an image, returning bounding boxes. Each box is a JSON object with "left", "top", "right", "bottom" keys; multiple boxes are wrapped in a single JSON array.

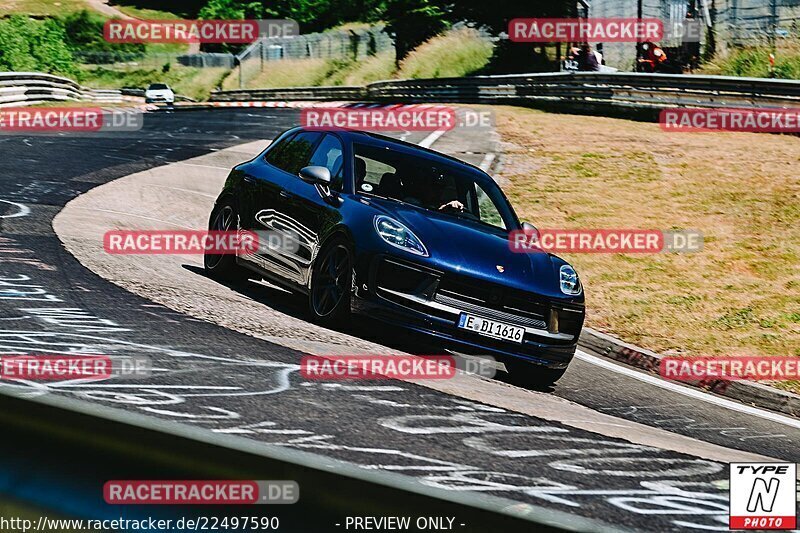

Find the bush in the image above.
[
  {"left": 32, "top": 19, "right": 78, "bottom": 75},
  {"left": 0, "top": 12, "right": 152, "bottom": 75},
  {"left": 0, "top": 17, "right": 38, "bottom": 71},
  {"left": 0, "top": 15, "right": 76, "bottom": 76},
  {"left": 63, "top": 10, "right": 145, "bottom": 63}
]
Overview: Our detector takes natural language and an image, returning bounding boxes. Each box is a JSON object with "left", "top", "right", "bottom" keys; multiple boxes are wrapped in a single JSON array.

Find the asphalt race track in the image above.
[{"left": 1, "top": 108, "right": 798, "bottom": 531}]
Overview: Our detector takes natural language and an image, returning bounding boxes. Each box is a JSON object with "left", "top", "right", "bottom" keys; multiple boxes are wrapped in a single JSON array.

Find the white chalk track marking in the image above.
[
  {"left": 576, "top": 350, "right": 800, "bottom": 430},
  {"left": 0, "top": 199, "right": 30, "bottom": 218}
]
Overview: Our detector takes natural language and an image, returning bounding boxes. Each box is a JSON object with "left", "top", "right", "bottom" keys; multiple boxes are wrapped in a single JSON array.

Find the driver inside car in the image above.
[{"left": 402, "top": 172, "right": 465, "bottom": 212}]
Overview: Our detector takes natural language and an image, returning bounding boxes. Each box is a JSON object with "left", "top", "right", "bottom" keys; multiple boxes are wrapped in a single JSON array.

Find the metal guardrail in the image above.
[
  {"left": 210, "top": 72, "right": 800, "bottom": 114},
  {"left": 0, "top": 72, "right": 122, "bottom": 107},
  {"left": 0, "top": 388, "right": 619, "bottom": 532},
  {"left": 212, "top": 86, "right": 366, "bottom": 102}
]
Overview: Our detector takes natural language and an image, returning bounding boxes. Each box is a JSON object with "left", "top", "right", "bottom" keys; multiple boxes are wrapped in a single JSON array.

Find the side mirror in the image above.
[
  {"left": 299, "top": 166, "right": 331, "bottom": 185},
  {"left": 521, "top": 221, "right": 540, "bottom": 242}
]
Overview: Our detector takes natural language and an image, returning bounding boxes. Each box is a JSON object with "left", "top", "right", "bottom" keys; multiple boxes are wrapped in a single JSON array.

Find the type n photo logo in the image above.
[{"left": 730, "top": 463, "right": 797, "bottom": 530}]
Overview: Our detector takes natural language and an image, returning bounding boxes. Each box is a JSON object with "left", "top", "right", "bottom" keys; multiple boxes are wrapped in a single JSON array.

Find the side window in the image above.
[
  {"left": 307, "top": 134, "right": 345, "bottom": 191},
  {"left": 473, "top": 183, "right": 506, "bottom": 229},
  {"left": 265, "top": 132, "right": 321, "bottom": 175},
  {"left": 264, "top": 133, "right": 294, "bottom": 165},
  {"left": 356, "top": 156, "right": 396, "bottom": 189}
]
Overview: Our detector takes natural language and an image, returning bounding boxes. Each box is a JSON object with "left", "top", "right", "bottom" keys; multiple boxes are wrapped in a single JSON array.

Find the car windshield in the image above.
[
  {"left": 148, "top": 83, "right": 169, "bottom": 90},
  {"left": 353, "top": 142, "right": 516, "bottom": 231}
]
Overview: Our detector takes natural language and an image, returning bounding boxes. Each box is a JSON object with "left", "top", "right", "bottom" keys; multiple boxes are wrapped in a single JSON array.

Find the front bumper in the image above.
[{"left": 351, "top": 254, "right": 584, "bottom": 369}]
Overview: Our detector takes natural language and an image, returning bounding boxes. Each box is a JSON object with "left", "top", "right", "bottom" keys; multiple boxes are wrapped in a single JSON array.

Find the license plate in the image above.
[{"left": 457, "top": 313, "right": 524, "bottom": 344}]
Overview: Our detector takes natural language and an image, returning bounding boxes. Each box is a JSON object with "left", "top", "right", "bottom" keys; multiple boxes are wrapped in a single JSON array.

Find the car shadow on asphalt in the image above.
[
  {"left": 182, "top": 264, "right": 441, "bottom": 354},
  {"left": 183, "top": 264, "right": 557, "bottom": 394}
]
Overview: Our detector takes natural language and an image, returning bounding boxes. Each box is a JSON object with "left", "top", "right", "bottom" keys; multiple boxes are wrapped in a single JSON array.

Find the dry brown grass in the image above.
[{"left": 494, "top": 106, "right": 800, "bottom": 383}]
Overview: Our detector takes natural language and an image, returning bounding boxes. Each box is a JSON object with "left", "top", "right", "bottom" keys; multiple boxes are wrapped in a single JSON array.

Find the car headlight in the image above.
[
  {"left": 374, "top": 216, "right": 428, "bottom": 256},
  {"left": 559, "top": 264, "right": 582, "bottom": 295}
]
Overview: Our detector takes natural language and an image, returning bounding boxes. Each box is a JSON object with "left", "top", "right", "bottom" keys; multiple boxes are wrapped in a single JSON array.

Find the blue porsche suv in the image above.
[{"left": 205, "top": 127, "right": 585, "bottom": 385}]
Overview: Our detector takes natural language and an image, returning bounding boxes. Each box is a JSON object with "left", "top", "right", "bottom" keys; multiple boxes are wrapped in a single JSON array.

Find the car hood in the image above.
[
  {"left": 145, "top": 90, "right": 172, "bottom": 96},
  {"left": 369, "top": 199, "right": 575, "bottom": 300}
]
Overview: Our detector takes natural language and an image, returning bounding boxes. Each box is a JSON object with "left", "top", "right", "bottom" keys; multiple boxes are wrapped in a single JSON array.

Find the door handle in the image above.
[
  {"left": 243, "top": 176, "right": 255, "bottom": 184},
  {"left": 279, "top": 190, "right": 295, "bottom": 199}
]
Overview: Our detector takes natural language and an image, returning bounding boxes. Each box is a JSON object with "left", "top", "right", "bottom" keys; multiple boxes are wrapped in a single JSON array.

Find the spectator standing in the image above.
[{"left": 577, "top": 43, "right": 600, "bottom": 71}]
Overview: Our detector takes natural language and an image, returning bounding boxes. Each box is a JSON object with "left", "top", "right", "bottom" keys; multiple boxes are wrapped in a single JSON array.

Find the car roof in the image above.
[{"left": 293, "top": 127, "right": 491, "bottom": 180}]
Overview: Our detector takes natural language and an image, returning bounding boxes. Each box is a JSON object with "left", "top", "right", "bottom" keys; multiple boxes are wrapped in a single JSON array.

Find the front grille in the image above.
[
  {"left": 436, "top": 273, "right": 583, "bottom": 339},
  {"left": 434, "top": 293, "right": 547, "bottom": 329},
  {"left": 372, "top": 256, "right": 583, "bottom": 340},
  {"left": 437, "top": 276, "right": 549, "bottom": 322}
]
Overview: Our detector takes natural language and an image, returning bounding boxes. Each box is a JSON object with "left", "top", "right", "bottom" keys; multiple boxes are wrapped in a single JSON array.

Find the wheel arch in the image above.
[
  {"left": 210, "top": 190, "right": 243, "bottom": 227},
  {"left": 307, "top": 224, "right": 356, "bottom": 290}
]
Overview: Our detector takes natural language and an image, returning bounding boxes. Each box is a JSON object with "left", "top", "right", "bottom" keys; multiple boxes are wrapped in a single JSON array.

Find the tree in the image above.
[
  {"left": 383, "top": 0, "right": 447, "bottom": 66},
  {"left": 198, "top": 0, "right": 265, "bottom": 19},
  {"left": 446, "top": 0, "right": 577, "bottom": 73},
  {"left": 197, "top": 0, "right": 385, "bottom": 33},
  {"left": 63, "top": 10, "right": 145, "bottom": 64}
]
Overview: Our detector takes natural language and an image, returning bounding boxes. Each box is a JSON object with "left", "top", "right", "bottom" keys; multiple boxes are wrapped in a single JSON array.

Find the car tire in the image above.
[
  {"left": 505, "top": 359, "right": 567, "bottom": 388},
  {"left": 308, "top": 238, "right": 353, "bottom": 326},
  {"left": 204, "top": 198, "right": 250, "bottom": 282}
]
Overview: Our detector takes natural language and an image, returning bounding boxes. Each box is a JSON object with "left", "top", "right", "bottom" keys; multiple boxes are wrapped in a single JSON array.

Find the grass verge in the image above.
[
  {"left": 78, "top": 64, "right": 228, "bottom": 101},
  {"left": 397, "top": 27, "right": 494, "bottom": 79},
  {"left": 108, "top": 1, "right": 182, "bottom": 19},
  {"left": 223, "top": 58, "right": 340, "bottom": 90},
  {"left": 224, "top": 28, "right": 493, "bottom": 90},
  {"left": 0, "top": 0, "right": 86, "bottom": 16},
  {"left": 493, "top": 106, "right": 800, "bottom": 389},
  {"left": 701, "top": 39, "right": 800, "bottom": 79}
]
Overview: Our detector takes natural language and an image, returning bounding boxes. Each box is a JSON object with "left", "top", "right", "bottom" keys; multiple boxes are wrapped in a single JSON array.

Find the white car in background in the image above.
[{"left": 144, "top": 83, "right": 175, "bottom": 104}]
